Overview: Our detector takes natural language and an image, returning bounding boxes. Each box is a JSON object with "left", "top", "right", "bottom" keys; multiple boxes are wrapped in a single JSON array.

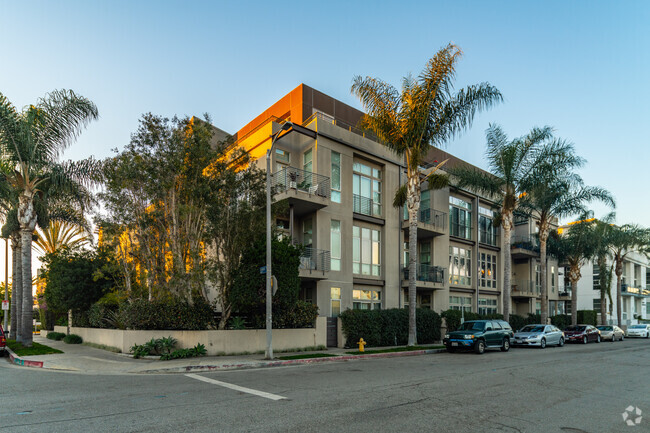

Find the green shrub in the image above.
[
  {"left": 160, "top": 343, "right": 207, "bottom": 361},
  {"left": 551, "top": 314, "right": 571, "bottom": 329},
  {"left": 130, "top": 336, "right": 179, "bottom": 358},
  {"left": 46, "top": 332, "right": 66, "bottom": 341},
  {"left": 119, "top": 298, "right": 215, "bottom": 330},
  {"left": 229, "top": 316, "right": 246, "bottom": 330},
  {"left": 272, "top": 301, "right": 319, "bottom": 329},
  {"left": 339, "top": 308, "right": 441, "bottom": 348},
  {"left": 577, "top": 310, "right": 598, "bottom": 326},
  {"left": 63, "top": 334, "right": 83, "bottom": 344},
  {"left": 130, "top": 343, "right": 151, "bottom": 359}
]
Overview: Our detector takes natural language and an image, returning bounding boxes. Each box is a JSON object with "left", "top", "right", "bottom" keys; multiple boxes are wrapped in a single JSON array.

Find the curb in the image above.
[
  {"left": 137, "top": 348, "right": 446, "bottom": 374},
  {"left": 6, "top": 346, "right": 44, "bottom": 369}
]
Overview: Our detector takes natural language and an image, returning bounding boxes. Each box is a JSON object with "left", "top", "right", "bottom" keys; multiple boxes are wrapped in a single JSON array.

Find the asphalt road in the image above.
[{"left": 1, "top": 339, "right": 649, "bottom": 433}]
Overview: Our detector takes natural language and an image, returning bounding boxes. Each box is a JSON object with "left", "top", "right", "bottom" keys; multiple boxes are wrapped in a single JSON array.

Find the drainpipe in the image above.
[
  {"left": 474, "top": 195, "right": 480, "bottom": 314},
  {"left": 289, "top": 205, "right": 294, "bottom": 244}
]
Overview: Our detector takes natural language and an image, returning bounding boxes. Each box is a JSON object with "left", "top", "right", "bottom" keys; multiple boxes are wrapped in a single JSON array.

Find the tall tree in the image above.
[
  {"left": 452, "top": 125, "right": 557, "bottom": 321},
  {"left": 352, "top": 44, "right": 502, "bottom": 345},
  {"left": 591, "top": 215, "right": 616, "bottom": 325},
  {"left": 607, "top": 224, "right": 650, "bottom": 326},
  {"left": 0, "top": 90, "right": 99, "bottom": 347},
  {"left": 523, "top": 166, "right": 615, "bottom": 325}
]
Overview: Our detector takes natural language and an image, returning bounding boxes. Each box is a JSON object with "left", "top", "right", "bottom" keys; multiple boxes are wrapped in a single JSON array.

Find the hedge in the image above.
[
  {"left": 441, "top": 310, "right": 504, "bottom": 333},
  {"left": 339, "top": 308, "right": 441, "bottom": 348},
  {"left": 577, "top": 310, "right": 598, "bottom": 327}
]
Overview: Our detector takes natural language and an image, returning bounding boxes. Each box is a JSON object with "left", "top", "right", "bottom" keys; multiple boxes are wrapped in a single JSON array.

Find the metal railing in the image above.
[
  {"left": 353, "top": 194, "right": 381, "bottom": 217},
  {"left": 449, "top": 222, "right": 472, "bottom": 240},
  {"left": 479, "top": 228, "right": 499, "bottom": 246},
  {"left": 272, "top": 167, "right": 331, "bottom": 199},
  {"left": 511, "top": 235, "right": 540, "bottom": 252},
  {"left": 305, "top": 112, "right": 379, "bottom": 142},
  {"left": 402, "top": 264, "right": 445, "bottom": 284},
  {"left": 299, "top": 247, "right": 331, "bottom": 273},
  {"left": 511, "top": 279, "right": 540, "bottom": 296}
]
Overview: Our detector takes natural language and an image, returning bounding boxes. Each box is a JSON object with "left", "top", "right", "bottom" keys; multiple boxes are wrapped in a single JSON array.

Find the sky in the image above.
[{"left": 0, "top": 0, "right": 649, "bottom": 282}]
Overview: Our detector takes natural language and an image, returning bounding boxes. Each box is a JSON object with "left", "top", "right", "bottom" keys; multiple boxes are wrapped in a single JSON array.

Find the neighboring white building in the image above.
[{"left": 574, "top": 250, "right": 650, "bottom": 326}]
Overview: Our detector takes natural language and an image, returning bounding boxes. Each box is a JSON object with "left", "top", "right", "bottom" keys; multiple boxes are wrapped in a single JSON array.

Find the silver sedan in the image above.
[
  {"left": 597, "top": 325, "right": 624, "bottom": 341},
  {"left": 513, "top": 324, "right": 564, "bottom": 348}
]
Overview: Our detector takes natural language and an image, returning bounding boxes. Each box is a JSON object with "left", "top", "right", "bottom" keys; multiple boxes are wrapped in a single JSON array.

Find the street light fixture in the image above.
[{"left": 265, "top": 121, "right": 293, "bottom": 360}]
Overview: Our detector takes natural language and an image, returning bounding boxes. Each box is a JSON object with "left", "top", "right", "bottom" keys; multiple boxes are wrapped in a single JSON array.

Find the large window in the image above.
[
  {"left": 353, "top": 226, "right": 381, "bottom": 276},
  {"left": 535, "top": 263, "right": 541, "bottom": 292},
  {"left": 420, "top": 242, "right": 431, "bottom": 265},
  {"left": 593, "top": 298, "right": 601, "bottom": 311},
  {"left": 330, "top": 220, "right": 341, "bottom": 271},
  {"left": 551, "top": 266, "right": 556, "bottom": 293},
  {"left": 353, "top": 289, "right": 381, "bottom": 310},
  {"left": 449, "top": 246, "right": 472, "bottom": 286},
  {"left": 449, "top": 196, "right": 472, "bottom": 239},
  {"left": 478, "top": 207, "right": 497, "bottom": 245},
  {"left": 303, "top": 148, "right": 313, "bottom": 173},
  {"left": 303, "top": 218, "right": 313, "bottom": 247},
  {"left": 479, "top": 298, "right": 497, "bottom": 315},
  {"left": 331, "top": 151, "right": 341, "bottom": 203},
  {"left": 479, "top": 253, "right": 497, "bottom": 289},
  {"left": 449, "top": 295, "right": 472, "bottom": 312},
  {"left": 353, "top": 161, "right": 381, "bottom": 217}
]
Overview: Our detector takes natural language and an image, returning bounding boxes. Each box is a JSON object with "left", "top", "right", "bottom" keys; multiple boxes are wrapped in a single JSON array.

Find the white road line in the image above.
[{"left": 185, "top": 373, "right": 287, "bottom": 401}]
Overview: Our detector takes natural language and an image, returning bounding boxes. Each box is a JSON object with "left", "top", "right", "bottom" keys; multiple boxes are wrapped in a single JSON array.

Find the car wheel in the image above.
[
  {"left": 646, "top": 333, "right": 649, "bottom": 339},
  {"left": 475, "top": 340, "right": 486, "bottom": 354},
  {"left": 558, "top": 337, "right": 564, "bottom": 347},
  {"left": 621, "top": 335, "right": 624, "bottom": 341},
  {"left": 583, "top": 336, "right": 588, "bottom": 344},
  {"left": 501, "top": 338, "right": 510, "bottom": 352},
  {"left": 597, "top": 335, "right": 601, "bottom": 343},
  {"left": 540, "top": 338, "right": 546, "bottom": 349}
]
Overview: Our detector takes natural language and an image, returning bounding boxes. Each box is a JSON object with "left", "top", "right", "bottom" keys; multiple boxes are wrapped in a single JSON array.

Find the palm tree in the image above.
[
  {"left": 551, "top": 215, "right": 598, "bottom": 325},
  {"left": 452, "top": 124, "right": 558, "bottom": 321},
  {"left": 607, "top": 224, "right": 650, "bottom": 326},
  {"left": 591, "top": 215, "right": 616, "bottom": 325},
  {"left": 0, "top": 89, "right": 100, "bottom": 347},
  {"left": 522, "top": 166, "right": 615, "bottom": 325},
  {"left": 351, "top": 44, "right": 502, "bottom": 346},
  {"left": 34, "top": 220, "right": 91, "bottom": 256}
]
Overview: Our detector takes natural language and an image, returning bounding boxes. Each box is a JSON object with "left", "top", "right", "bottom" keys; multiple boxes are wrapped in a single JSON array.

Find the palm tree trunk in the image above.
[
  {"left": 616, "top": 266, "right": 622, "bottom": 326},
  {"left": 21, "top": 228, "right": 34, "bottom": 347},
  {"left": 67, "top": 309, "right": 72, "bottom": 335},
  {"left": 406, "top": 173, "right": 420, "bottom": 346},
  {"left": 539, "top": 233, "right": 548, "bottom": 324},
  {"left": 10, "top": 238, "right": 22, "bottom": 341},
  {"left": 571, "top": 278, "right": 578, "bottom": 326},
  {"left": 600, "top": 289, "right": 607, "bottom": 326},
  {"left": 502, "top": 213, "right": 513, "bottom": 322}
]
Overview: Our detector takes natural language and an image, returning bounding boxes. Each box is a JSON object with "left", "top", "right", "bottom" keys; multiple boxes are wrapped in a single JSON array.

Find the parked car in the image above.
[
  {"left": 443, "top": 320, "right": 514, "bottom": 354},
  {"left": 0, "top": 324, "right": 6, "bottom": 355},
  {"left": 563, "top": 325, "right": 601, "bottom": 344},
  {"left": 626, "top": 324, "right": 650, "bottom": 338},
  {"left": 596, "top": 325, "right": 624, "bottom": 341},
  {"left": 513, "top": 324, "right": 564, "bottom": 348}
]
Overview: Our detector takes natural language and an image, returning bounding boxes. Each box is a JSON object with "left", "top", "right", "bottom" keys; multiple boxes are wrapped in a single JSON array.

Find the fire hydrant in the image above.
[{"left": 357, "top": 338, "right": 366, "bottom": 352}]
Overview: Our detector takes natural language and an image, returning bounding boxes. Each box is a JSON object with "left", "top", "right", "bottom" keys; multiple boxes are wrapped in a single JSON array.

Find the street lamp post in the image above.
[{"left": 265, "top": 121, "right": 293, "bottom": 360}]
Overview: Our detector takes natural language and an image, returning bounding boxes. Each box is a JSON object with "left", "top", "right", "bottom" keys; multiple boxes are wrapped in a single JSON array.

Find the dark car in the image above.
[
  {"left": 443, "top": 320, "right": 514, "bottom": 354},
  {"left": 0, "top": 324, "right": 6, "bottom": 355},
  {"left": 563, "top": 324, "right": 601, "bottom": 344}
]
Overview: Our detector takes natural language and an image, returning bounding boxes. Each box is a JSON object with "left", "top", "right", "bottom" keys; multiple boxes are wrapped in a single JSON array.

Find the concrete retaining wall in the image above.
[{"left": 54, "top": 316, "right": 327, "bottom": 355}]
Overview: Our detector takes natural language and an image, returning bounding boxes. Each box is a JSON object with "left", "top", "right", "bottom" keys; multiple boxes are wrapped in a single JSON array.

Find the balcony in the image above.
[
  {"left": 402, "top": 207, "right": 447, "bottom": 238},
  {"left": 298, "top": 247, "right": 331, "bottom": 280},
  {"left": 272, "top": 167, "right": 330, "bottom": 217},
  {"left": 510, "top": 235, "right": 540, "bottom": 259},
  {"left": 559, "top": 286, "right": 572, "bottom": 298},
  {"left": 401, "top": 264, "right": 445, "bottom": 289},
  {"left": 511, "top": 279, "right": 540, "bottom": 298},
  {"left": 353, "top": 194, "right": 382, "bottom": 218}
]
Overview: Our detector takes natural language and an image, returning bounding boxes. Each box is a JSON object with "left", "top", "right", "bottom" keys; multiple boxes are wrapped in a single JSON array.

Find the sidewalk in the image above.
[{"left": 5, "top": 335, "right": 445, "bottom": 375}]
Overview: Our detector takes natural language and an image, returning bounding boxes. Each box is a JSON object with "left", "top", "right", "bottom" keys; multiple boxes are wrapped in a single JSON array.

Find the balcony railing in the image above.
[
  {"left": 299, "top": 247, "right": 331, "bottom": 273},
  {"left": 479, "top": 228, "right": 499, "bottom": 246},
  {"left": 418, "top": 208, "right": 447, "bottom": 231},
  {"left": 511, "top": 279, "right": 541, "bottom": 296},
  {"left": 306, "top": 111, "right": 379, "bottom": 142},
  {"left": 271, "top": 167, "right": 331, "bottom": 199},
  {"left": 450, "top": 222, "right": 472, "bottom": 240},
  {"left": 353, "top": 194, "right": 381, "bottom": 217},
  {"left": 402, "top": 264, "right": 445, "bottom": 284},
  {"left": 511, "top": 235, "right": 539, "bottom": 252}
]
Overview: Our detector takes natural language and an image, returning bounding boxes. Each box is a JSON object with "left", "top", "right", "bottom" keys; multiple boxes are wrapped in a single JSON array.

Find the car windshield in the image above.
[
  {"left": 565, "top": 326, "right": 586, "bottom": 332},
  {"left": 520, "top": 325, "right": 545, "bottom": 333},
  {"left": 458, "top": 322, "right": 485, "bottom": 331},
  {"left": 630, "top": 325, "right": 646, "bottom": 329},
  {"left": 597, "top": 326, "right": 612, "bottom": 331}
]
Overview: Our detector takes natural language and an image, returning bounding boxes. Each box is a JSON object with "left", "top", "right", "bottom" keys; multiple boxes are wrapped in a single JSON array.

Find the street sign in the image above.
[
  {"left": 2, "top": 300, "right": 8, "bottom": 310},
  {"left": 260, "top": 266, "right": 267, "bottom": 274}
]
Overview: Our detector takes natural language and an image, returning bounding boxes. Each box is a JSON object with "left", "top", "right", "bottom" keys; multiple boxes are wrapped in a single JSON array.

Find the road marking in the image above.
[{"left": 185, "top": 373, "right": 287, "bottom": 401}]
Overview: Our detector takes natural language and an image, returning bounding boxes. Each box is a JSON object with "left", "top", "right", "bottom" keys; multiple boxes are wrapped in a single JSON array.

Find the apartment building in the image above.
[
  {"left": 574, "top": 252, "right": 650, "bottom": 326},
  {"left": 226, "top": 84, "right": 561, "bottom": 343}
]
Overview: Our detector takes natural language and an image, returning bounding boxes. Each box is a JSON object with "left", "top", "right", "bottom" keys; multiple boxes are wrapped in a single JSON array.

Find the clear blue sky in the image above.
[{"left": 0, "top": 0, "right": 648, "bottom": 237}]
